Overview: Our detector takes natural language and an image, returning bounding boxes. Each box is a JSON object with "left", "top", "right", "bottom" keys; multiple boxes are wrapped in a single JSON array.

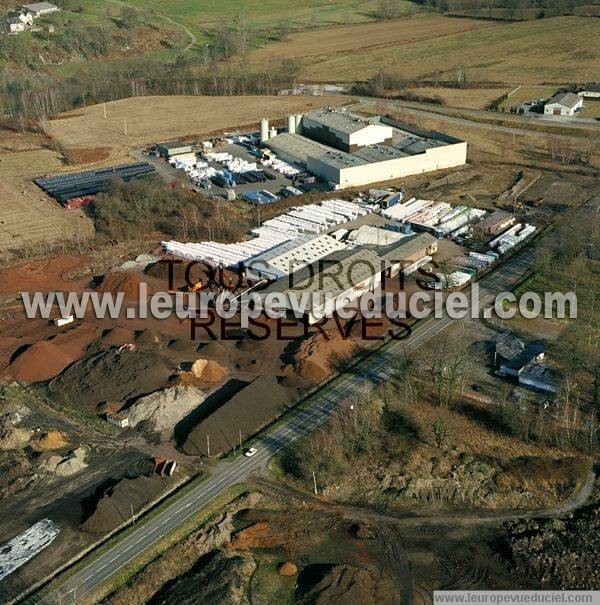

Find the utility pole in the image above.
[
  {"left": 239, "top": 428, "right": 242, "bottom": 452},
  {"left": 123, "top": 118, "right": 128, "bottom": 136},
  {"left": 130, "top": 503, "right": 135, "bottom": 525},
  {"left": 206, "top": 434, "right": 210, "bottom": 457},
  {"left": 103, "top": 103, "right": 107, "bottom": 119},
  {"left": 312, "top": 471, "right": 318, "bottom": 495}
]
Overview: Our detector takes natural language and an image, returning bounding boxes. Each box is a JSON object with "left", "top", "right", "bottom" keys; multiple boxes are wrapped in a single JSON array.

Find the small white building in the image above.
[
  {"left": 5, "top": 17, "right": 26, "bottom": 32},
  {"left": 544, "top": 91, "right": 583, "bottom": 116},
  {"left": 578, "top": 82, "right": 600, "bottom": 99}
]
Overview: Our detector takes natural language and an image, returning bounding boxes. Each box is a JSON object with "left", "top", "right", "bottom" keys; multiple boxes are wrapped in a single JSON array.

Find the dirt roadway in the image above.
[{"left": 253, "top": 469, "right": 596, "bottom": 529}]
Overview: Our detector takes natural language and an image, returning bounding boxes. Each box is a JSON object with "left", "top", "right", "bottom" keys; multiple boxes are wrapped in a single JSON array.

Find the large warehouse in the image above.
[
  {"left": 259, "top": 232, "right": 438, "bottom": 324},
  {"left": 262, "top": 108, "right": 467, "bottom": 189}
]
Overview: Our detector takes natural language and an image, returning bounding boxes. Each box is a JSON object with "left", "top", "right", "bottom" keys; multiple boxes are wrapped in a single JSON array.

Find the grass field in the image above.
[
  {"left": 248, "top": 14, "right": 495, "bottom": 62},
  {"left": 266, "top": 15, "right": 599, "bottom": 84},
  {"left": 500, "top": 85, "right": 558, "bottom": 110},
  {"left": 48, "top": 94, "right": 345, "bottom": 154}
]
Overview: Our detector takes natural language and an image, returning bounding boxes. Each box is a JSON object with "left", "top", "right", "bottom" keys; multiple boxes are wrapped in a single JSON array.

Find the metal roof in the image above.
[
  {"left": 303, "top": 109, "right": 372, "bottom": 134},
  {"left": 546, "top": 91, "right": 582, "bottom": 108},
  {"left": 311, "top": 150, "right": 367, "bottom": 169},
  {"left": 156, "top": 140, "right": 190, "bottom": 149},
  {"left": 353, "top": 144, "right": 408, "bottom": 162},
  {"left": 21, "top": 2, "right": 58, "bottom": 12},
  {"left": 376, "top": 233, "right": 438, "bottom": 262},
  {"left": 264, "top": 132, "right": 332, "bottom": 164},
  {"left": 583, "top": 81, "right": 600, "bottom": 93}
]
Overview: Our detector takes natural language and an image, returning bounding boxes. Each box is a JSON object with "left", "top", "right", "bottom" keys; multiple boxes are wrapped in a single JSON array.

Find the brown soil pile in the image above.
[
  {"left": 297, "top": 564, "right": 377, "bottom": 604},
  {"left": 62, "top": 147, "right": 111, "bottom": 165},
  {"left": 48, "top": 322, "right": 100, "bottom": 358},
  {"left": 30, "top": 429, "right": 69, "bottom": 451},
  {"left": 9, "top": 341, "right": 74, "bottom": 382},
  {"left": 146, "top": 259, "right": 210, "bottom": 290},
  {"left": 278, "top": 562, "right": 298, "bottom": 576},
  {"left": 135, "top": 328, "right": 162, "bottom": 346},
  {"left": 100, "top": 327, "right": 136, "bottom": 348},
  {"left": 229, "top": 522, "right": 277, "bottom": 549},
  {"left": 0, "top": 254, "right": 88, "bottom": 295},
  {"left": 97, "top": 271, "right": 152, "bottom": 301},
  {"left": 182, "top": 376, "right": 298, "bottom": 457},
  {"left": 198, "top": 341, "right": 227, "bottom": 359},
  {"left": 81, "top": 475, "right": 166, "bottom": 534},
  {"left": 292, "top": 331, "right": 357, "bottom": 383},
  {"left": 190, "top": 358, "right": 228, "bottom": 383},
  {"left": 48, "top": 349, "right": 172, "bottom": 410}
]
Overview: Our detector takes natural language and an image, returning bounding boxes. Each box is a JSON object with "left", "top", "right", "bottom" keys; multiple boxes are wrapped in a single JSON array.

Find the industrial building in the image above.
[
  {"left": 300, "top": 108, "right": 393, "bottom": 152},
  {"left": 544, "top": 91, "right": 583, "bottom": 116},
  {"left": 480, "top": 210, "right": 516, "bottom": 235},
  {"left": 261, "top": 107, "right": 467, "bottom": 189},
  {"left": 260, "top": 232, "right": 438, "bottom": 324},
  {"left": 245, "top": 233, "right": 347, "bottom": 281},
  {"left": 155, "top": 140, "right": 193, "bottom": 158}
]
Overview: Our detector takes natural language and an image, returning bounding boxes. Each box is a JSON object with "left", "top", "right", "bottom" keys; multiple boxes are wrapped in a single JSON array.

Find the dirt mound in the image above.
[
  {"left": 100, "top": 327, "right": 135, "bottom": 348},
  {"left": 278, "top": 561, "right": 298, "bottom": 576},
  {"left": 135, "top": 328, "right": 162, "bottom": 346},
  {"left": 146, "top": 259, "right": 210, "bottom": 290},
  {"left": 297, "top": 563, "right": 377, "bottom": 605},
  {"left": 48, "top": 349, "right": 172, "bottom": 410},
  {"left": 198, "top": 341, "right": 227, "bottom": 359},
  {"left": 0, "top": 426, "right": 30, "bottom": 450},
  {"left": 182, "top": 376, "right": 297, "bottom": 457},
  {"left": 81, "top": 475, "right": 167, "bottom": 534},
  {"left": 9, "top": 341, "right": 74, "bottom": 382},
  {"left": 292, "top": 332, "right": 357, "bottom": 383},
  {"left": 47, "top": 322, "right": 100, "bottom": 358},
  {"left": 168, "top": 337, "right": 198, "bottom": 354},
  {"left": 149, "top": 549, "right": 256, "bottom": 605},
  {"left": 30, "top": 429, "right": 69, "bottom": 451},
  {"left": 41, "top": 447, "right": 87, "bottom": 476},
  {"left": 426, "top": 169, "right": 473, "bottom": 190},
  {"left": 190, "top": 358, "right": 228, "bottom": 383},
  {"left": 496, "top": 502, "right": 600, "bottom": 589},
  {"left": 125, "top": 386, "right": 206, "bottom": 436},
  {"left": 97, "top": 271, "right": 151, "bottom": 301}
]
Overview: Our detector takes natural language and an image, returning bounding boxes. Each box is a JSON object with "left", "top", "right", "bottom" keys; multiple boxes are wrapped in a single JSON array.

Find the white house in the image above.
[
  {"left": 578, "top": 82, "right": 600, "bottom": 99},
  {"left": 5, "top": 16, "right": 26, "bottom": 32},
  {"left": 544, "top": 91, "right": 583, "bottom": 116}
]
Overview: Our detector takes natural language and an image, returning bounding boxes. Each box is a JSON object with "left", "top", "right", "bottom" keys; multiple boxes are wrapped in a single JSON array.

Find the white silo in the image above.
[
  {"left": 295, "top": 113, "right": 303, "bottom": 134},
  {"left": 287, "top": 114, "right": 296, "bottom": 134},
  {"left": 260, "top": 118, "right": 269, "bottom": 143}
]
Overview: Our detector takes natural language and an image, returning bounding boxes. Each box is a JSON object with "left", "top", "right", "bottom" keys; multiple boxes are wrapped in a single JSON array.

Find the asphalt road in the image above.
[{"left": 40, "top": 250, "right": 534, "bottom": 604}]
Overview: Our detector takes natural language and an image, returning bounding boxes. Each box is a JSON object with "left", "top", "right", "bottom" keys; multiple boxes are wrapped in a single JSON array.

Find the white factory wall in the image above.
[
  {"left": 544, "top": 99, "right": 582, "bottom": 116},
  {"left": 348, "top": 124, "right": 393, "bottom": 147},
  {"left": 307, "top": 142, "right": 467, "bottom": 188}
]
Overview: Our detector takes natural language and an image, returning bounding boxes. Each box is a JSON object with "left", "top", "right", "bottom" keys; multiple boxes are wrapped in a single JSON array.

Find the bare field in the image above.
[
  {"left": 49, "top": 95, "right": 346, "bottom": 158},
  {"left": 0, "top": 149, "right": 65, "bottom": 178},
  {"left": 249, "top": 14, "right": 498, "bottom": 62},
  {"left": 283, "top": 16, "right": 599, "bottom": 84},
  {"left": 0, "top": 178, "right": 94, "bottom": 256}
]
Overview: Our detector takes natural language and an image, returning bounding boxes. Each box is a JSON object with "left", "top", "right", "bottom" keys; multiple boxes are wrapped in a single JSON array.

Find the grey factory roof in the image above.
[
  {"left": 398, "top": 138, "right": 447, "bottom": 155},
  {"left": 546, "top": 91, "right": 582, "bottom": 108},
  {"left": 264, "top": 132, "right": 333, "bottom": 164},
  {"left": 495, "top": 333, "right": 545, "bottom": 371},
  {"left": 375, "top": 233, "right": 438, "bottom": 263},
  {"left": 156, "top": 140, "right": 190, "bottom": 149},
  {"left": 303, "top": 109, "right": 373, "bottom": 134},
  {"left": 353, "top": 144, "right": 409, "bottom": 162},
  {"left": 259, "top": 247, "right": 386, "bottom": 299},
  {"left": 312, "top": 150, "right": 368, "bottom": 169}
]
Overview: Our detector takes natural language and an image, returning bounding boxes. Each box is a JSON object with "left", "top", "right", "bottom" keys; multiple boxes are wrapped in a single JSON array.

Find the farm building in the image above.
[
  {"left": 155, "top": 140, "right": 193, "bottom": 158},
  {"left": 263, "top": 109, "right": 467, "bottom": 189},
  {"left": 20, "top": 2, "right": 59, "bottom": 16},
  {"left": 495, "top": 333, "right": 545, "bottom": 377},
  {"left": 5, "top": 16, "right": 25, "bottom": 31},
  {"left": 578, "top": 82, "right": 600, "bottom": 98},
  {"left": 544, "top": 91, "right": 583, "bottom": 116},
  {"left": 300, "top": 108, "right": 394, "bottom": 152},
  {"left": 245, "top": 233, "right": 347, "bottom": 282},
  {"left": 260, "top": 232, "right": 438, "bottom": 324}
]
